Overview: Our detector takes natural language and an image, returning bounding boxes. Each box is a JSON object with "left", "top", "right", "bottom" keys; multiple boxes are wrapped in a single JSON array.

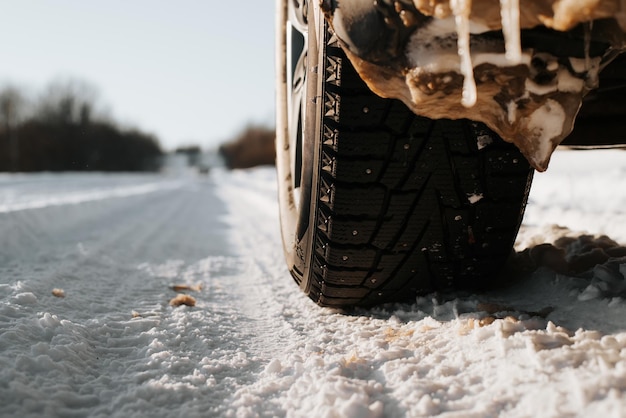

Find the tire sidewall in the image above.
[{"left": 276, "top": 0, "right": 325, "bottom": 294}]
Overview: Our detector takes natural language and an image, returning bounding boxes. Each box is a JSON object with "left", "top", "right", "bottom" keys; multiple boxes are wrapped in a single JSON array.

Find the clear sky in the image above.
[{"left": 0, "top": 1, "right": 276, "bottom": 151}]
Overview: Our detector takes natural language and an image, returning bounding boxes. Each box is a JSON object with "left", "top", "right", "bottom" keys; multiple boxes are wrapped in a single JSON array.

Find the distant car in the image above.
[{"left": 275, "top": 0, "right": 626, "bottom": 307}]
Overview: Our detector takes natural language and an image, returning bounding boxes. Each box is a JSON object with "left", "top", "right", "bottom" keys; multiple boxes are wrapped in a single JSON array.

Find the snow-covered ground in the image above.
[{"left": 1, "top": 149, "right": 626, "bottom": 417}]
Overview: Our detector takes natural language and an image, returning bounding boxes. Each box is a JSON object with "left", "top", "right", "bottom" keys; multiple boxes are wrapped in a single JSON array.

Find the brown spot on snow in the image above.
[
  {"left": 169, "top": 294, "right": 196, "bottom": 307},
  {"left": 51, "top": 288, "right": 65, "bottom": 298}
]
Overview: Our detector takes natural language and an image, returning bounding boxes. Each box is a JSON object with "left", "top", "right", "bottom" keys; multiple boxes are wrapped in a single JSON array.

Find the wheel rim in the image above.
[
  {"left": 286, "top": 0, "right": 308, "bottom": 208},
  {"left": 277, "top": 0, "right": 324, "bottom": 289},
  {"left": 276, "top": 0, "right": 312, "bottom": 274}
]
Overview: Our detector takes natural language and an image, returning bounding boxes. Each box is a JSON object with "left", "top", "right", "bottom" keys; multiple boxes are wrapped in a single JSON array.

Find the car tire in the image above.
[{"left": 276, "top": 0, "right": 534, "bottom": 307}]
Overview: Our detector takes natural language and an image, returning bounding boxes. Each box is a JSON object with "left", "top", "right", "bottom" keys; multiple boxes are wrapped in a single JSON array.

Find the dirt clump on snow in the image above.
[
  {"left": 170, "top": 283, "right": 203, "bottom": 292},
  {"left": 51, "top": 288, "right": 65, "bottom": 298},
  {"left": 169, "top": 294, "right": 197, "bottom": 307}
]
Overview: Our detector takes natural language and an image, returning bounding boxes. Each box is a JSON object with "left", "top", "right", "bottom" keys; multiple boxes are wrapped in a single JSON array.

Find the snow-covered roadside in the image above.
[
  {"left": 0, "top": 172, "right": 266, "bottom": 417},
  {"left": 214, "top": 151, "right": 626, "bottom": 417},
  {"left": 522, "top": 148, "right": 626, "bottom": 244},
  {"left": 0, "top": 149, "right": 626, "bottom": 417}
]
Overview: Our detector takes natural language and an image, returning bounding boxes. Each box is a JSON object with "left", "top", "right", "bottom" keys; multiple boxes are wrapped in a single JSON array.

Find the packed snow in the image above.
[{"left": 1, "top": 148, "right": 626, "bottom": 417}]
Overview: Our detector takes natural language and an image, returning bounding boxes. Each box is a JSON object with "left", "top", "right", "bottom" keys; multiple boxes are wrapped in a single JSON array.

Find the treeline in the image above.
[
  {"left": 0, "top": 79, "right": 163, "bottom": 172},
  {"left": 219, "top": 124, "right": 275, "bottom": 169}
]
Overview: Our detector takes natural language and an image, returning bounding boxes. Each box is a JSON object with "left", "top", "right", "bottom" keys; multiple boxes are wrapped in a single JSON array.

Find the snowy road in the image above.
[{"left": 1, "top": 149, "right": 626, "bottom": 417}]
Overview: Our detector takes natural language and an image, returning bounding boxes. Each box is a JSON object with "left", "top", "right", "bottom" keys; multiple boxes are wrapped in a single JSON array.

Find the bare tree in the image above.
[
  {"left": 0, "top": 77, "right": 162, "bottom": 172},
  {"left": 0, "top": 86, "right": 25, "bottom": 171},
  {"left": 219, "top": 124, "right": 276, "bottom": 169},
  {"left": 35, "top": 78, "right": 102, "bottom": 125}
]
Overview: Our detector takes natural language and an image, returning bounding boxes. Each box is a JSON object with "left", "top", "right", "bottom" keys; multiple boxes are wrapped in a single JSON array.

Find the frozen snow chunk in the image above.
[
  {"left": 531, "top": 332, "right": 573, "bottom": 351},
  {"left": 593, "top": 264, "right": 624, "bottom": 283},
  {"left": 416, "top": 394, "right": 440, "bottom": 416},
  {"left": 13, "top": 292, "right": 37, "bottom": 305},
  {"left": 497, "top": 316, "right": 526, "bottom": 337},
  {"left": 467, "top": 193, "right": 483, "bottom": 204},
  {"left": 339, "top": 393, "right": 382, "bottom": 418},
  {"left": 375, "top": 348, "right": 413, "bottom": 362},
  {"left": 263, "top": 358, "right": 282, "bottom": 374},
  {"left": 608, "top": 297, "right": 624, "bottom": 308},
  {"left": 304, "top": 355, "right": 324, "bottom": 369},
  {"left": 476, "top": 134, "right": 493, "bottom": 150},
  {"left": 472, "top": 323, "right": 496, "bottom": 342},
  {"left": 38, "top": 312, "right": 61, "bottom": 328},
  {"left": 304, "top": 343, "right": 322, "bottom": 353},
  {"left": 182, "top": 369, "right": 208, "bottom": 385},
  {"left": 578, "top": 284, "right": 601, "bottom": 301},
  {"left": 600, "top": 335, "right": 622, "bottom": 350}
]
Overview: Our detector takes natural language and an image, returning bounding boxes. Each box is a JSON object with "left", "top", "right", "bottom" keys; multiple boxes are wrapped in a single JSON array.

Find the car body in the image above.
[
  {"left": 275, "top": 0, "right": 626, "bottom": 307},
  {"left": 321, "top": 0, "right": 626, "bottom": 170}
]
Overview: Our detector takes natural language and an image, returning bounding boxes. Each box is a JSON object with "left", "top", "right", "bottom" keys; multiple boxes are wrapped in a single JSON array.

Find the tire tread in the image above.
[{"left": 300, "top": 25, "right": 533, "bottom": 307}]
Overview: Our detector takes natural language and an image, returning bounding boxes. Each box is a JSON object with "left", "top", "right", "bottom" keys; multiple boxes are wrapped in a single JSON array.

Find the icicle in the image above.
[
  {"left": 584, "top": 20, "right": 593, "bottom": 71},
  {"left": 583, "top": 20, "right": 599, "bottom": 88},
  {"left": 450, "top": 0, "right": 477, "bottom": 107},
  {"left": 500, "top": 0, "right": 522, "bottom": 64}
]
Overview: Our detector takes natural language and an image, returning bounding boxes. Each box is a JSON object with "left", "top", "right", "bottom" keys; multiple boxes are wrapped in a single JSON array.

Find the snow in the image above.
[
  {"left": 2, "top": 148, "right": 626, "bottom": 417},
  {"left": 525, "top": 99, "right": 567, "bottom": 165}
]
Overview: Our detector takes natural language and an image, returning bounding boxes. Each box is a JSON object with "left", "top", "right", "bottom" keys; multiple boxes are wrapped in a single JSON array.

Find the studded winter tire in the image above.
[{"left": 276, "top": 1, "right": 534, "bottom": 308}]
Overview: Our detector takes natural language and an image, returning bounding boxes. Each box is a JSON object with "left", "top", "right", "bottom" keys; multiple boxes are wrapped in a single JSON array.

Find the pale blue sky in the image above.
[{"left": 0, "top": 1, "right": 276, "bottom": 151}]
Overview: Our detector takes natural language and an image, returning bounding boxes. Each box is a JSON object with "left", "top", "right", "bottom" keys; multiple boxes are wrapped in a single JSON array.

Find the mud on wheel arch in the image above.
[{"left": 275, "top": 0, "right": 626, "bottom": 308}]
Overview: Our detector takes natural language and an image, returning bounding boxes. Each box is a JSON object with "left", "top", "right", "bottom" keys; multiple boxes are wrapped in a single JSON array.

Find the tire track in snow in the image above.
[
  {"left": 211, "top": 169, "right": 302, "bottom": 356},
  {"left": 213, "top": 169, "right": 415, "bottom": 416}
]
